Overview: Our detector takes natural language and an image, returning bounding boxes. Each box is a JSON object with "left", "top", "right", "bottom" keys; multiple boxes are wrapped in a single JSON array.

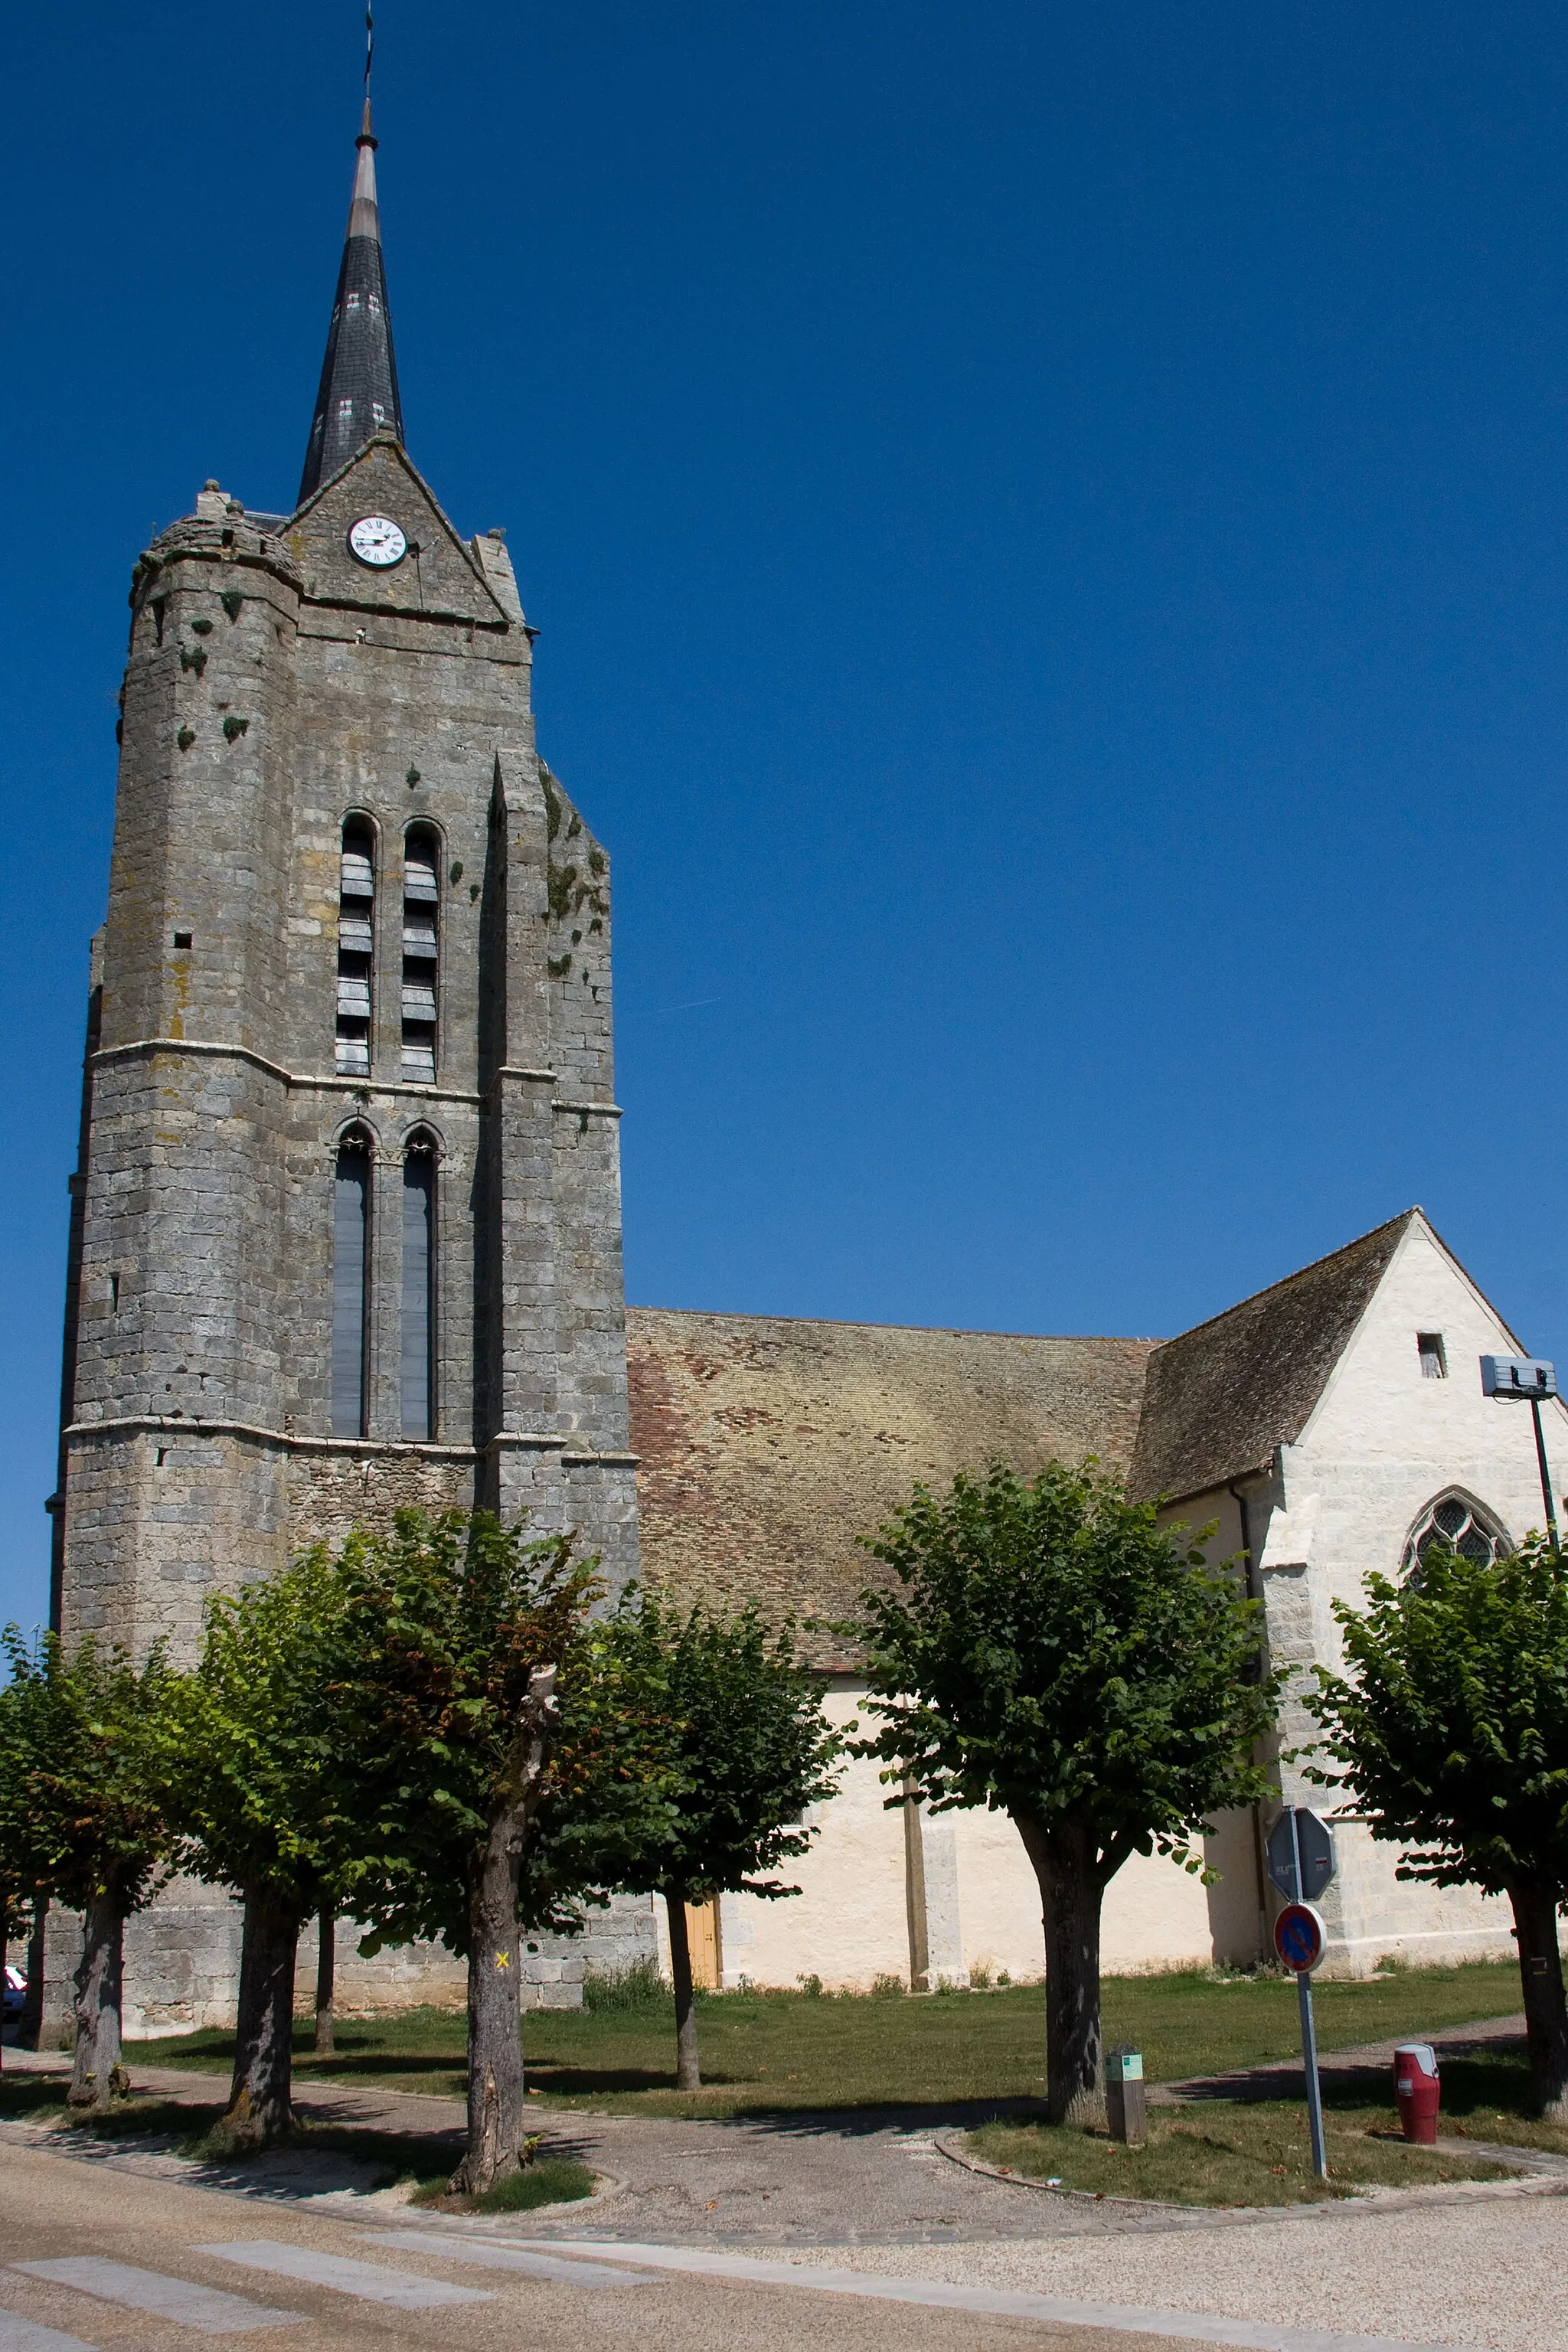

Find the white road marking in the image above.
[
  {"left": 364, "top": 2232, "right": 653, "bottom": 2288},
  {"left": 11, "top": 2260, "right": 299, "bottom": 2335},
  {"left": 196, "top": 2242, "right": 492, "bottom": 2311},
  {"left": 508, "top": 2239, "right": 1481, "bottom": 2352},
  {"left": 0, "top": 2317, "right": 99, "bottom": 2352}
]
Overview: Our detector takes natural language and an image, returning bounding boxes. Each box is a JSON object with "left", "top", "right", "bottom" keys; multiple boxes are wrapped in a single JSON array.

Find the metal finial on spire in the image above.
[{"left": 296, "top": 12, "right": 404, "bottom": 505}]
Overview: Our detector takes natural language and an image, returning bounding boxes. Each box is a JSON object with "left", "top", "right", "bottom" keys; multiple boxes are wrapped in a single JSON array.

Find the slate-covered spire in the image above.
[{"left": 296, "top": 84, "right": 404, "bottom": 505}]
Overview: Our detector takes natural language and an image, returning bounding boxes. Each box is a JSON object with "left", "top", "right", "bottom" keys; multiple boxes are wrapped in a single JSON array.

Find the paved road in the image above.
[{"left": 0, "top": 2143, "right": 1243, "bottom": 2352}]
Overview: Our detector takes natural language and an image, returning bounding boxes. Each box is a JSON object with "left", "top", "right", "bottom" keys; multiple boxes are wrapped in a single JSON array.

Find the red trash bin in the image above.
[{"left": 1393, "top": 2042, "right": 1439, "bottom": 2145}]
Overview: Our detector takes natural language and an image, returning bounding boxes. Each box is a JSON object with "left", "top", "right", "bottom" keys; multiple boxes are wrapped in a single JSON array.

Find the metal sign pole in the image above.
[
  {"left": 1529, "top": 1393, "right": 1561, "bottom": 1560},
  {"left": 1297, "top": 1966, "right": 1328, "bottom": 2180},
  {"left": 1289, "top": 1810, "right": 1328, "bottom": 2181}
]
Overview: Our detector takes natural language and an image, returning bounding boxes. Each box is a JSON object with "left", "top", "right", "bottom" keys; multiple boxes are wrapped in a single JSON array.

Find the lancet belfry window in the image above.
[
  {"left": 332, "top": 1129, "right": 372, "bottom": 1439},
  {"left": 401, "top": 826, "right": 439, "bottom": 1083},
  {"left": 335, "top": 818, "right": 375, "bottom": 1076},
  {"left": 1401, "top": 1491, "right": 1508, "bottom": 1576},
  {"left": 401, "top": 1132, "right": 436, "bottom": 1441}
]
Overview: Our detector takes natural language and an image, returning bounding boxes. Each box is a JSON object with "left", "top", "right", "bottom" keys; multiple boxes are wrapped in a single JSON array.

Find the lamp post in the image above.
[{"left": 1479, "top": 1355, "right": 1561, "bottom": 1560}]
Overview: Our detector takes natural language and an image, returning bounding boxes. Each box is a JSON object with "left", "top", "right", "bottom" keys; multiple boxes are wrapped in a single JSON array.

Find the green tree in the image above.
[
  {"left": 616, "top": 1597, "right": 842, "bottom": 2090},
  {"left": 1312, "top": 1537, "right": 1568, "bottom": 2119},
  {"left": 318, "top": 1511, "right": 673, "bottom": 2194},
  {"left": 0, "top": 1630, "right": 177, "bottom": 2107},
  {"left": 851, "top": 1462, "right": 1279, "bottom": 2123},
  {"left": 161, "top": 1554, "right": 349, "bottom": 2145}
]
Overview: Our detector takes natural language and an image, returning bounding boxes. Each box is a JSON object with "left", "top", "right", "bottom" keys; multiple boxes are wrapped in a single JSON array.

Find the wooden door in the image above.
[{"left": 684, "top": 1897, "right": 722, "bottom": 1990}]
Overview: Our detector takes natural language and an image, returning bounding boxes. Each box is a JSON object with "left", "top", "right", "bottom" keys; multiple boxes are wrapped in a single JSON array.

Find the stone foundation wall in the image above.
[{"left": 41, "top": 1883, "right": 659, "bottom": 2042}]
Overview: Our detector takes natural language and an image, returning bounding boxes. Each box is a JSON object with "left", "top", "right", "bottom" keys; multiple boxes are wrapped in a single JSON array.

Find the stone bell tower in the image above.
[{"left": 52, "top": 93, "right": 639, "bottom": 1667}]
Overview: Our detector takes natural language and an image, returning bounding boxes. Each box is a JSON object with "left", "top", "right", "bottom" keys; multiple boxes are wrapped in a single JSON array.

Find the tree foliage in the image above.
[
  {"left": 0, "top": 1629, "right": 177, "bottom": 2103},
  {"left": 851, "top": 1461, "right": 1279, "bottom": 2120},
  {"left": 315, "top": 1510, "right": 676, "bottom": 2190},
  {"left": 163, "top": 1553, "right": 348, "bottom": 1914},
  {"left": 854, "top": 1462, "right": 1277, "bottom": 1864},
  {"left": 615, "top": 1596, "right": 842, "bottom": 2088},
  {"left": 317, "top": 1511, "right": 670, "bottom": 1949},
  {"left": 0, "top": 1629, "right": 174, "bottom": 1919},
  {"left": 1311, "top": 1538, "right": 1568, "bottom": 2116},
  {"left": 161, "top": 1552, "right": 351, "bottom": 2143}
]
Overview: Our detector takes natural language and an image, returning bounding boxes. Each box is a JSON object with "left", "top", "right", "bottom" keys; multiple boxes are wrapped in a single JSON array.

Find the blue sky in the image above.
[{"left": 5, "top": 2, "right": 1568, "bottom": 1631}]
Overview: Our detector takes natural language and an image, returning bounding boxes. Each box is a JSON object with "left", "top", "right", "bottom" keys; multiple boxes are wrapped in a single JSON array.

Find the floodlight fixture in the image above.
[
  {"left": 1479, "top": 1355, "right": 1560, "bottom": 1557},
  {"left": 1479, "top": 1355, "right": 1557, "bottom": 1399}
]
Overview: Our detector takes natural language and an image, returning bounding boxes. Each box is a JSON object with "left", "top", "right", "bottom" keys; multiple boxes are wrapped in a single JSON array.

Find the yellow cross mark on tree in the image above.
[{"left": 495, "top": 1951, "right": 510, "bottom": 1969}]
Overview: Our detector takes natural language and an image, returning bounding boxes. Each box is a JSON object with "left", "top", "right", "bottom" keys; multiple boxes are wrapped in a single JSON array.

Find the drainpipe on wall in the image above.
[{"left": 1229, "top": 1476, "right": 1273, "bottom": 1965}]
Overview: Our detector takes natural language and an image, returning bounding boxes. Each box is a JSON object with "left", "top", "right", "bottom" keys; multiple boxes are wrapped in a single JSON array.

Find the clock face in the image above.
[{"left": 348, "top": 514, "right": 408, "bottom": 568}]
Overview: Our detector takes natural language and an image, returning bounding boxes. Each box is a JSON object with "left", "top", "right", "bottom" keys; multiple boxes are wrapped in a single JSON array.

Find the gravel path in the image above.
[{"left": 765, "top": 2194, "right": 1568, "bottom": 2352}]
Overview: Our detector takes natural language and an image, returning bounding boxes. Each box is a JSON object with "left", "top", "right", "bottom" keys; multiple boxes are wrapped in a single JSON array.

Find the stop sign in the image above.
[{"left": 1266, "top": 1807, "right": 1337, "bottom": 1903}]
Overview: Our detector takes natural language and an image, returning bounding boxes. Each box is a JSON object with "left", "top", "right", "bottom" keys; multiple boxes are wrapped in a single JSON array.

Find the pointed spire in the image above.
[{"left": 296, "top": 18, "right": 403, "bottom": 505}]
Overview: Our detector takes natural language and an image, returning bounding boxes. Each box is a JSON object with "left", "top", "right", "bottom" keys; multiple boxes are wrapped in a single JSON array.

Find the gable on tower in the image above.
[{"left": 283, "top": 438, "right": 514, "bottom": 624}]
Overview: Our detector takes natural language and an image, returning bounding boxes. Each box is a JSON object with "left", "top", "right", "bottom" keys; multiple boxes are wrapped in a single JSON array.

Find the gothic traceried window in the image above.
[
  {"left": 332, "top": 1130, "right": 372, "bottom": 1439},
  {"left": 401, "top": 1135, "right": 436, "bottom": 1441},
  {"left": 401, "top": 825, "right": 439, "bottom": 1084},
  {"left": 1402, "top": 1491, "right": 1508, "bottom": 1576},
  {"left": 336, "top": 817, "right": 374, "bottom": 1076}
]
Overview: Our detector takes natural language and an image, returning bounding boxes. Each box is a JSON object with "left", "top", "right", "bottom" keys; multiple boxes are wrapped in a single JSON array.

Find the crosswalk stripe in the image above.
[
  {"left": 11, "top": 2260, "right": 300, "bottom": 2335},
  {"left": 0, "top": 2315, "right": 99, "bottom": 2352},
  {"left": 362, "top": 2231, "right": 653, "bottom": 2288},
  {"left": 195, "top": 2243, "right": 492, "bottom": 2311}
]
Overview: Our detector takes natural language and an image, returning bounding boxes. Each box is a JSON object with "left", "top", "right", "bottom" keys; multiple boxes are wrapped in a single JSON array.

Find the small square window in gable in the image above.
[{"left": 1417, "top": 1332, "right": 1447, "bottom": 1380}]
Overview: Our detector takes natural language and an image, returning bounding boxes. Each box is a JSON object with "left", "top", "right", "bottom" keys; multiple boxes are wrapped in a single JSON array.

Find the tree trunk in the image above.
[
  {"left": 222, "top": 1889, "right": 302, "bottom": 2148},
  {"left": 1014, "top": 1810, "right": 1106, "bottom": 2126},
  {"left": 449, "top": 1664, "right": 558, "bottom": 2197},
  {"left": 314, "top": 1905, "right": 335, "bottom": 2056},
  {"left": 21, "top": 1901, "right": 47, "bottom": 2051},
  {"left": 665, "top": 1888, "right": 701, "bottom": 2090},
  {"left": 452, "top": 1811, "right": 527, "bottom": 2196},
  {"left": 69, "top": 1886, "right": 127, "bottom": 2110},
  {"left": 1509, "top": 1874, "right": 1568, "bottom": 2121}
]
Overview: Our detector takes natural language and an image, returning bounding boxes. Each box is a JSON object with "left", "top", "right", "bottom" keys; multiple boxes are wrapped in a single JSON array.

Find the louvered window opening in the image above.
[
  {"left": 401, "top": 829, "right": 439, "bottom": 1084},
  {"left": 332, "top": 1135, "right": 371, "bottom": 1438},
  {"left": 336, "top": 822, "right": 375, "bottom": 1079},
  {"left": 402, "top": 1142, "right": 436, "bottom": 1440}
]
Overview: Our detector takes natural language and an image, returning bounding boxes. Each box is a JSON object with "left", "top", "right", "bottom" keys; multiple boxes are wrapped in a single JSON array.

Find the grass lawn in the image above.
[
  {"left": 966, "top": 2097, "right": 1521, "bottom": 2207},
  {"left": 131, "top": 1958, "right": 1526, "bottom": 2118}
]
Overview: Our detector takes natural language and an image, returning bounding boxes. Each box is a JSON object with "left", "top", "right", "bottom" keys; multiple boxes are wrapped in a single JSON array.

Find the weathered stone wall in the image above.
[
  {"left": 54, "top": 439, "right": 642, "bottom": 2014},
  {"left": 41, "top": 1887, "right": 659, "bottom": 2041}
]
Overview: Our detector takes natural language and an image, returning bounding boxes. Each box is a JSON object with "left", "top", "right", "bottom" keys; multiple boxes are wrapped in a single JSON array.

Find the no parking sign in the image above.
[{"left": 1273, "top": 1901, "right": 1326, "bottom": 1975}]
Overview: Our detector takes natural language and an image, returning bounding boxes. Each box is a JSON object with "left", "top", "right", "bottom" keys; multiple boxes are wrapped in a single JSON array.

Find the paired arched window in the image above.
[
  {"left": 328, "top": 1128, "right": 439, "bottom": 1443},
  {"left": 401, "top": 826, "right": 439, "bottom": 1083},
  {"left": 331, "top": 1128, "right": 372, "bottom": 1438},
  {"left": 1401, "top": 1491, "right": 1508, "bottom": 1576},
  {"left": 401, "top": 1132, "right": 437, "bottom": 1440},
  {"left": 336, "top": 818, "right": 375, "bottom": 1077}
]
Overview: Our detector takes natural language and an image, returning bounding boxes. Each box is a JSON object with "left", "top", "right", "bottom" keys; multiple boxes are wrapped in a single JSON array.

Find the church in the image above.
[{"left": 47, "top": 96, "right": 1558, "bottom": 2032}]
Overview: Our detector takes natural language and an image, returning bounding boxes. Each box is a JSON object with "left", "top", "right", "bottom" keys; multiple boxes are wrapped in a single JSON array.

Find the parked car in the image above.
[{"left": 2, "top": 1964, "right": 24, "bottom": 2027}]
